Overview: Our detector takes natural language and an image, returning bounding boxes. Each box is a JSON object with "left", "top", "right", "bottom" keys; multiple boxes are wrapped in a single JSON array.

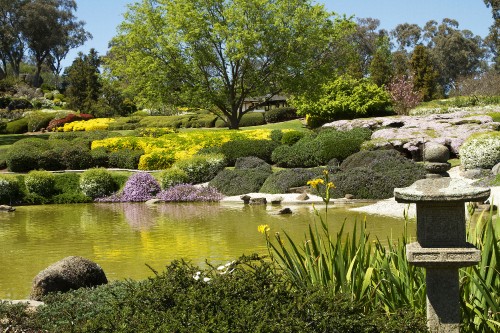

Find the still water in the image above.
[{"left": 0, "top": 202, "right": 413, "bottom": 299}]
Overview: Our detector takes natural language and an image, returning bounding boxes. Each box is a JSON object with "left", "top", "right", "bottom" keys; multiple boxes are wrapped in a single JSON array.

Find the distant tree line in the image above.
[{"left": 0, "top": 0, "right": 90, "bottom": 87}]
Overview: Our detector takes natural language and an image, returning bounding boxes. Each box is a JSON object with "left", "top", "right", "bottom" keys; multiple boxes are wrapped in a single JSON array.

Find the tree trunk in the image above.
[{"left": 32, "top": 63, "right": 43, "bottom": 87}]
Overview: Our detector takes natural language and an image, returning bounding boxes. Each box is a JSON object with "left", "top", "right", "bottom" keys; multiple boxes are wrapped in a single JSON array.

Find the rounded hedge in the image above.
[
  {"left": 6, "top": 138, "right": 51, "bottom": 172},
  {"left": 220, "top": 139, "right": 279, "bottom": 166},
  {"left": 159, "top": 167, "right": 190, "bottom": 189},
  {"left": 260, "top": 168, "right": 321, "bottom": 194},
  {"left": 109, "top": 149, "right": 144, "bottom": 169},
  {"left": 281, "top": 130, "right": 306, "bottom": 146},
  {"left": 79, "top": 168, "right": 118, "bottom": 199},
  {"left": 271, "top": 128, "right": 371, "bottom": 168},
  {"left": 332, "top": 150, "right": 426, "bottom": 199},
  {"left": 460, "top": 132, "right": 500, "bottom": 169},
  {"left": 209, "top": 169, "right": 271, "bottom": 196},
  {"left": 25, "top": 170, "right": 56, "bottom": 197},
  {"left": 234, "top": 156, "right": 272, "bottom": 173},
  {"left": 0, "top": 174, "right": 22, "bottom": 204}
]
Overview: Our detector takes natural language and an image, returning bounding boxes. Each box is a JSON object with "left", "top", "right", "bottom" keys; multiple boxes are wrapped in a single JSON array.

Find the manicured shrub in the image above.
[
  {"left": 5, "top": 118, "right": 28, "bottom": 134},
  {"left": 460, "top": 131, "right": 500, "bottom": 169},
  {"left": 79, "top": 168, "right": 118, "bottom": 199},
  {"left": 134, "top": 127, "right": 177, "bottom": 138},
  {"left": 260, "top": 168, "right": 321, "bottom": 194},
  {"left": 156, "top": 184, "right": 223, "bottom": 202},
  {"left": 332, "top": 152, "right": 426, "bottom": 199},
  {"left": 173, "top": 153, "right": 226, "bottom": 184},
  {"left": 138, "top": 149, "right": 175, "bottom": 170},
  {"left": 38, "top": 150, "right": 64, "bottom": 171},
  {"left": 120, "top": 172, "right": 161, "bottom": 202},
  {"left": 108, "top": 149, "right": 143, "bottom": 169},
  {"left": 159, "top": 167, "right": 189, "bottom": 189},
  {"left": 51, "top": 140, "right": 93, "bottom": 170},
  {"left": 90, "top": 147, "right": 109, "bottom": 168},
  {"left": 264, "top": 107, "right": 299, "bottom": 123},
  {"left": 209, "top": 168, "right": 271, "bottom": 196},
  {"left": 281, "top": 130, "right": 305, "bottom": 146},
  {"left": 270, "top": 129, "right": 283, "bottom": 142},
  {"left": 0, "top": 174, "right": 22, "bottom": 204},
  {"left": 234, "top": 156, "right": 272, "bottom": 172},
  {"left": 239, "top": 112, "right": 266, "bottom": 127},
  {"left": 24, "top": 170, "right": 56, "bottom": 197},
  {"left": 271, "top": 128, "right": 371, "bottom": 168},
  {"left": 220, "top": 139, "right": 279, "bottom": 165},
  {"left": 6, "top": 138, "right": 50, "bottom": 172}
]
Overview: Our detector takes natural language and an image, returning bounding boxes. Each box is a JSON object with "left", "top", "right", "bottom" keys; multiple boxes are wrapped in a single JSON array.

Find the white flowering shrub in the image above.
[
  {"left": 174, "top": 153, "right": 226, "bottom": 184},
  {"left": 25, "top": 170, "right": 56, "bottom": 197},
  {"left": 460, "top": 132, "right": 500, "bottom": 169},
  {"left": 79, "top": 168, "right": 118, "bottom": 199}
]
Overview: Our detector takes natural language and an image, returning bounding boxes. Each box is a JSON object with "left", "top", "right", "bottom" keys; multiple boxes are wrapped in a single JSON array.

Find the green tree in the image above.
[
  {"left": 369, "top": 35, "right": 393, "bottom": 86},
  {"left": 106, "top": 0, "right": 351, "bottom": 129},
  {"left": 484, "top": 0, "right": 500, "bottom": 70},
  {"left": 292, "top": 75, "right": 391, "bottom": 122},
  {"left": 64, "top": 49, "right": 101, "bottom": 113},
  {"left": 409, "top": 44, "right": 439, "bottom": 101},
  {"left": 0, "top": 0, "right": 26, "bottom": 77}
]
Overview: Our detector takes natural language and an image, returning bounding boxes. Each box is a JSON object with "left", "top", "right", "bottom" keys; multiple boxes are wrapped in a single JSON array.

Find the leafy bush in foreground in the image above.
[
  {"left": 0, "top": 257, "right": 427, "bottom": 332},
  {"left": 6, "top": 138, "right": 50, "bottom": 172},
  {"left": 209, "top": 169, "right": 272, "bottom": 196},
  {"left": 158, "top": 167, "right": 189, "bottom": 189},
  {"left": 173, "top": 153, "right": 226, "bottom": 184}
]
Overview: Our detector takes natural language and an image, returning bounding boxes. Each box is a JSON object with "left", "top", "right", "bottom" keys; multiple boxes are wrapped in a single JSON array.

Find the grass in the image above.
[{"left": 0, "top": 133, "right": 49, "bottom": 146}]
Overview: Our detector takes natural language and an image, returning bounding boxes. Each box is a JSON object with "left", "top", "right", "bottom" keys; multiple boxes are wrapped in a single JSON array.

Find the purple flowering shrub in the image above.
[
  {"left": 97, "top": 172, "right": 160, "bottom": 202},
  {"left": 156, "top": 184, "right": 223, "bottom": 202}
]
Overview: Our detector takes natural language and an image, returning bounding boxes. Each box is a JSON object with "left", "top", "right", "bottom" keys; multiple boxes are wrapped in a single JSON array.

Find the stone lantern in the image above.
[{"left": 394, "top": 143, "right": 490, "bottom": 333}]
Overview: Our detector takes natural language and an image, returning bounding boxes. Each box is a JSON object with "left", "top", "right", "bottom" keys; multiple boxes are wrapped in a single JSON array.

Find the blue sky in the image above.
[{"left": 62, "top": 0, "right": 494, "bottom": 69}]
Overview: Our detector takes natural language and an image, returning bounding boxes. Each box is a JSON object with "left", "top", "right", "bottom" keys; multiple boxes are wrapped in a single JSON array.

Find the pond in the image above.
[{"left": 0, "top": 202, "right": 413, "bottom": 299}]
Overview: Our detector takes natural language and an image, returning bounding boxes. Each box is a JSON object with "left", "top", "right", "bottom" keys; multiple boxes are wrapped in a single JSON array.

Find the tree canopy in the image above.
[{"left": 106, "top": 0, "right": 353, "bottom": 129}]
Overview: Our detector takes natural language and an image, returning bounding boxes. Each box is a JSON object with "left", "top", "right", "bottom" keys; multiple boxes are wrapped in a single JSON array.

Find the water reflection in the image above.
[{"left": 0, "top": 202, "right": 412, "bottom": 299}]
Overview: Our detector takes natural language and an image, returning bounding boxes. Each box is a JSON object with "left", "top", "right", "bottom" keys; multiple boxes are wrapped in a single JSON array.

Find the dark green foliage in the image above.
[
  {"left": 108, "top": 149, "right": 143, "bottom": 169},
  {"left": 3, "top": 258, "right": 427, "bottom": 332},
  {"left": 281, "top": 130, "right": 305, "bottom": 145},
  {"left": 6, "top": 138, "right": 51, "bottom": 172},
  {"left": 0, "top": 174, "right": 23, "bottom": 205},
  {"left": 272, "top": 128, "right": 371, "bottom": 168},
  {"left": 7, "top": 98, "right": 32, "bottom": 111},
  {"left": 195, "top": 145, "right": 223, "bottom": 155},
  {"left": 234, "top": 156, "right": 272, "bottom": 173},
  {"left": 220, "top": 139, "right": 279, "bottom": 166},
  {"left": 270, "top": 129, "right": 283, "bottom": 142},
  {"left": 90, "top": 147, "right": 109, "bottom": 167},
  {"left": 49, "top": 130, "right": 116, "bottom": 142},
  {"left": 209, "top": 168, "right": 271, "bottom": 195},
  {"left": 38, "top": 150, "right": 64, "bottom": 171},
  {"left": 332, "top": 150, "right": 427, "bottom": 199},
  {"left": 0, "top": 96, "right": 11, "bottom": 108},
  {"left": 137, "top": 114, "right": 218, "bottom": 129},
  {"left": 51, "top": 173, "right": 98, "bottom": 204},
  {"left": 51, "top": 140, "right": 94, "bottom": 170},
  {"left": 260, "top": 168, "right": 321, "bottom": 193},
  {"left": 5, "top": 118, "right": 28, "bottom": 134},
  {"left": 238, "top": 112, "right": 266, "bottom": 127},
  {"left": 264, "top": 107, "right": 299, "bottom": 123}
]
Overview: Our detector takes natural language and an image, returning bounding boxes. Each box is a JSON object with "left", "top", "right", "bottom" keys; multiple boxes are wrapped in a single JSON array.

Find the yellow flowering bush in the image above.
[
  {"left": 63, "top": 118, "right": 115, "bottom": 132},
  {"left": 92, "top": 129, "right": 274, "bottom": 170}
]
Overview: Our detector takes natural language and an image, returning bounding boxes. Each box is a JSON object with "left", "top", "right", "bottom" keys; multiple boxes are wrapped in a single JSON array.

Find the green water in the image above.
[{"left": 0, "top": 202, "right": 413, "bottom": 299}]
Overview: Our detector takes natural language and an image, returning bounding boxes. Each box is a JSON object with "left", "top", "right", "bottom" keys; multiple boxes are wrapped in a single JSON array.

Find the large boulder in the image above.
[{"left": 30, "top": 256, "right": 107, "bottom": 301}]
